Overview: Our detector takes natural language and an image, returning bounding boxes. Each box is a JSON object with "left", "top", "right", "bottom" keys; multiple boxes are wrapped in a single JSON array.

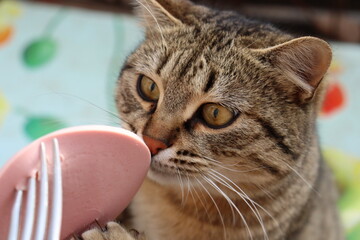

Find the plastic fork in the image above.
[
  {"left": 7, "top": 139, "right": 63, "bottom": 240},
  {"left": 1, "top": 125, "right": 151, "bottom": 239}
]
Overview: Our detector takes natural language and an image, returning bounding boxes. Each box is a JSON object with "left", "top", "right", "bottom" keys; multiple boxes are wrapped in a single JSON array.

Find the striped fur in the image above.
[{"left": 79, "top": 0, "right": 344, "bottom": 239}]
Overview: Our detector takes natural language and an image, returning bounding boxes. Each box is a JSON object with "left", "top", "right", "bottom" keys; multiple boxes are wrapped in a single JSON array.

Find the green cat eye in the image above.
[
  {"left": 137, "top": 75, "right": 160, "bottom": 102},
  {"left": 201, "top": 103, "right": 235, "bottom": 128}
]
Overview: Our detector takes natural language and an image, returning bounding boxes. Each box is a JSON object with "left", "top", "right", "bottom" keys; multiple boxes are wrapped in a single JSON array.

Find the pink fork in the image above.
[{"left": 8, "top": 139, "right": 63, "bottom": 240}]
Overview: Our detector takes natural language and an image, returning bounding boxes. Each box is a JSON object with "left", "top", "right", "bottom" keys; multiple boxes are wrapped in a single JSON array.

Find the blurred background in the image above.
[{"left": 0, "top": 0, "right": 359, "bottom": 239}]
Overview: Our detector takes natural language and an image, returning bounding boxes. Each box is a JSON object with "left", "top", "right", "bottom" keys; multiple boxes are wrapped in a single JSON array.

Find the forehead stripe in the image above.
[
  {"left": 203, "top": 70, "right": 216, "bottom": 93},
  {"left": 156, "top": 52, "right": 171, "bottom": 74}
]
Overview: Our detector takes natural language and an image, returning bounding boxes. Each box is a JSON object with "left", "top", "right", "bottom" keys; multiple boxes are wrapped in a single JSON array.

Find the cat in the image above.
[{"left": 77, "top": 0, "right": 344, "bottom": 239}]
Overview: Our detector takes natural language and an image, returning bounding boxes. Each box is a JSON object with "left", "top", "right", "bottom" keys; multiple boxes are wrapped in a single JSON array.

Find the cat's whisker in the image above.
[
  {"left": 141, "top": 0, "right": 164, "bottom": 42},
  {"left": 176, "top": 169, "right": 185, "bottom": 207},
  {"left": 201, "top": 155, "right": 252, "bottom": 169},
  {"left": 47, "top": 92, "right": 123, "bottom": 122},
  {"left": 209, "top": 169, "right": 281, "bottom": 234},
  {"left": 136, "top": 0, "right": 168, "bottom": 48},
  {"left": 278, "top": 159, "right": 319, "bottom": 196},
  {"left": 182, "top": 172, "right": 191, "bottom": 204},
  {"left": 195, "top": 176, "right": 227, "bottom": 239},
  {"left": 201, "top": 175, "right": 253, "bottom": 240},
  {"left": 190, "top": 177, "right": 212, "bottom": 222},
  {"left": 208, "top": 170, "right": 261, "bottom": 214},
  {"left": 41, "top": 92, "right": 139, "bottom": 129},
  {"left": 208, "top": 161, "right": 240, "bottom": 171},
  {"left": 201, "top": 155, "right": 243, "bottom": 167},
  {"left": 210, "top": 162, "right": 268, "bottom": 174},
  {"left": 206, "top": 159, "right": 239, "bottom": 169},
  {"left": 244, "top": 39, "right": 261, "bottom": 49},
  {"left": 202, "top": 173, "right": 237, "bottom": 226},
  {"left": 207, "top": 171, "right": 269, "bottom": 240},
  {"left": 255, "top": 183, "right": 276, "bottom": 201},
  {"left": 198, "top": 135, "right": 320, "bottom": 236},
  {"left": 201, "top": 155, "right": 267, "bottom": 173},
  {"left": 209, "top": 170, "right": 269, "bottom": 214},
  {"left": 35, "top": 93, "right": 157, "bottom": 139},
  {"left": 185, "top": 173, "right": 199, "bottom": 218}
]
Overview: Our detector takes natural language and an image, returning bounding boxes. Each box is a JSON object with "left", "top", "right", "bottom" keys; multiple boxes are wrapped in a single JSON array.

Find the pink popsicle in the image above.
[{"left": 0, "top": 125, "right": 151, "bottom": 239}]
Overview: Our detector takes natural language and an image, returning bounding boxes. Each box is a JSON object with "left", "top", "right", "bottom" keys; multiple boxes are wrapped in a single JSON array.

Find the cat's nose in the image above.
[{"left": 143, "top": 135, "right": 168, "bottom": 155}]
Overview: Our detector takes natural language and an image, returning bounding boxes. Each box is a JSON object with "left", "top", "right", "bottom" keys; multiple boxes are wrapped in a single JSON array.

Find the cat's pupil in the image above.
[
  {"left": 150, "top": 83, "right": 156, "bottom": 92},
  {"left": 213, "top": 108, "right": 219, "bottom": 118}
]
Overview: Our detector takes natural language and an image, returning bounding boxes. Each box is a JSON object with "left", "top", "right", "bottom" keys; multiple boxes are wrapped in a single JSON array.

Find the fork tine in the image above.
[
  {"left": 34, "top": 142, "right": 49, "bottom": 240},
  {"left": 21, "top": 177, "right": 36, "bottom": 240},
  {"left": 8, "top": 190, "right": 23, "bottom": 240},
  {"left": 47, "top": 138, "right": 63, "bottom": 240}
]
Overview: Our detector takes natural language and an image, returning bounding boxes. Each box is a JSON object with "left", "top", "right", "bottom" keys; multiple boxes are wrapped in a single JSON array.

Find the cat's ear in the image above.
[
  {"left": 134, "top": 0, "right": 193, "bottom": 29},
  {"left": 252, "top": 36, "right": 332, "bottom": 102}
]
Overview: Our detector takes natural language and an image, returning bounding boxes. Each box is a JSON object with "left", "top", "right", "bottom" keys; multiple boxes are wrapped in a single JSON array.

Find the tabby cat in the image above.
[{"left": 78, "top": 0, "right": 344, "bottom": 239}]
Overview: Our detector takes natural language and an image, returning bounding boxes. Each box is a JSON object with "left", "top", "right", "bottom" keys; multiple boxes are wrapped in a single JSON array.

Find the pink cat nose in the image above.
[{"left": 143, "top": 135, "right": 168, "bottom": 155}]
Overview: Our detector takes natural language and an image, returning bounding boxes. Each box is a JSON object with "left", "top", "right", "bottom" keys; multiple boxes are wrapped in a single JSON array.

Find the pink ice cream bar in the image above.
[{"left": 0, "top": 125, "right": 151, "bottom": 239}]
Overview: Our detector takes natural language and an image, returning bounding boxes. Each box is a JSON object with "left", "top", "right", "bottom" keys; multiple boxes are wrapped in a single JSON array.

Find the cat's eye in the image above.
[
  {"left": 137, "top": 75, "right": 160, "bottom": 102},
  {"left": 201, "top": 103, "right": 235, "bottom": 128}
]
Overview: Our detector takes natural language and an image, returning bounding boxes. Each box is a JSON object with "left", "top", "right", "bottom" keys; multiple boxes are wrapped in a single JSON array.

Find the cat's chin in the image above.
[{"left": 147, "top": 167, "right": 182, "bottom": 185}]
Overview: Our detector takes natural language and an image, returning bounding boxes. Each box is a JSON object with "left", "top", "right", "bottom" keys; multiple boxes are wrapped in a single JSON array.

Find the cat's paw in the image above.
[{"left": 74, "top": 222, "right": 146, "bottom": 240}]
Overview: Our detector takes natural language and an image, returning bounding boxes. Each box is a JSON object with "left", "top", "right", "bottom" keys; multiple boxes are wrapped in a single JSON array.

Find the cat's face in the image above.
[{"left": 116, "top": 0, "right": 332, "bottom": 190}]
